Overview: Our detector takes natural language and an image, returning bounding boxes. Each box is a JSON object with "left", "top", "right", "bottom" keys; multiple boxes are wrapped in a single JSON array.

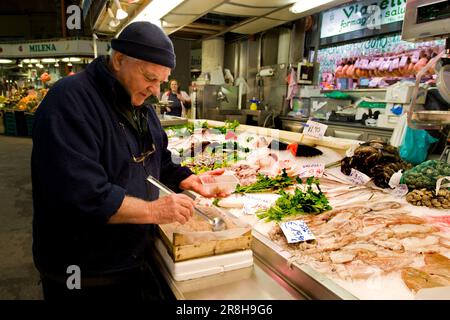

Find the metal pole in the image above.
[{"left": 92, "top": 33, "right": 98, "bottom": 58}]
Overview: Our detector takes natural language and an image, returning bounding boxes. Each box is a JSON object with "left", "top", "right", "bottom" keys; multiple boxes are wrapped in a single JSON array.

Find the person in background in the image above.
[
  {"left": 160, "top": 79, "right": 191, "bottom": 117},
  {"left": 31, "top": 21, "right": 226, "bottom": 302}
]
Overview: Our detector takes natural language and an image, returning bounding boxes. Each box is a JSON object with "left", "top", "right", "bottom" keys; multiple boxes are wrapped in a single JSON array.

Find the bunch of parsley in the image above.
[{"left": 256, "top": 177, "right": 332, "bottom": 222}]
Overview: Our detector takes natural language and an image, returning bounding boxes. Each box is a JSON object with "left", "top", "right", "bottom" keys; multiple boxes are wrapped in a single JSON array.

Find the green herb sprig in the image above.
[
  {"left": 235, "top": 169, "right": 300, "bottom": 194},
  {"left": 256, "top": 177, "right": 332, "bottom": 222}
]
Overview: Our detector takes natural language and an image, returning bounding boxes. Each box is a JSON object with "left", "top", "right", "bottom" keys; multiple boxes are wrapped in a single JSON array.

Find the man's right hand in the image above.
[{"left": 148, "top": 194, "right": 195, "bottom": 224}]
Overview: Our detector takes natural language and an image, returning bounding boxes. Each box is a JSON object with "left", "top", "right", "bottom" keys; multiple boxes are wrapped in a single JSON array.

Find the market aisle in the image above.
[{"left": 0, "top": 135, "right": 42, "bottom": 299}]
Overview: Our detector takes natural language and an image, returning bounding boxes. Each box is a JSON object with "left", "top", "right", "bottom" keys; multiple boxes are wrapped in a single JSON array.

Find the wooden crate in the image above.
[{"left": 158, "top": 224, "right": 252, "bottom": 262}]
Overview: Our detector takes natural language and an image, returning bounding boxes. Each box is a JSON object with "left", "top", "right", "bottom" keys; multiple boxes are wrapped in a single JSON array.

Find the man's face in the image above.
[{"left": 112, "top": 53, "right": 171, "bottom": 106}]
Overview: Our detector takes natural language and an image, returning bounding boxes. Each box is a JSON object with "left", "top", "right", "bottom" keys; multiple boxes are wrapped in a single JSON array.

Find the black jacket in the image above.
[{"left": 31, "top": 56, "right": 192, "bottom": 276}]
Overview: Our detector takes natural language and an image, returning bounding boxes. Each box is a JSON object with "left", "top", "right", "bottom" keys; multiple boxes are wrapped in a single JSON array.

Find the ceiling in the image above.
[{"left": 92, "top": 0, "right": 352, "bottom": 40}]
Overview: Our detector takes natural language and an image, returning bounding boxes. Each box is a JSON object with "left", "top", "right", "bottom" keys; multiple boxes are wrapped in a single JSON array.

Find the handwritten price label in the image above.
[
  {"left": 280, "top": 220, "right": 316, "bottom": 244},
  {"left": 298, "top": 163, "right": 325, "bottom": 178},
  {"left": 349, "top": 168, "right": 371, "bottom": 185},
  {"left": 303, "top": 120, "right": 328, "bottom": 139}
]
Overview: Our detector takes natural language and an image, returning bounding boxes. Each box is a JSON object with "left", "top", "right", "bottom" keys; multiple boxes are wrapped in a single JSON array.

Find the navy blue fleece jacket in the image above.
[{"left": 31, "top": 56, "right": 192, "bottom": 276}]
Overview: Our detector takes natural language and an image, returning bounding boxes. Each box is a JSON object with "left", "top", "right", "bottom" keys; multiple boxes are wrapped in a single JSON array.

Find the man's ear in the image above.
[{"left": 110, "top": 52, "right": 124, "bottom": 72}]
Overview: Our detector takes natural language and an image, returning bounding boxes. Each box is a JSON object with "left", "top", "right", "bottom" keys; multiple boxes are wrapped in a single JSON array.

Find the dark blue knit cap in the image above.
[{"left": 111, "top": 21, "right": 176, "bottom": 69}]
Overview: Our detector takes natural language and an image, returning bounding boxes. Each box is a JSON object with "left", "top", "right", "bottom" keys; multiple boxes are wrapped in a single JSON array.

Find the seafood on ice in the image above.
[{"left": 268, "top": 202, "right": 450, "bottom": 291}]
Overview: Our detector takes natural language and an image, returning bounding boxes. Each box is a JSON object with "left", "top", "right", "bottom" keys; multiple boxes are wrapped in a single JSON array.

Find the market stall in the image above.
[{"left": 153, "top": 118, "right": 450, "bottom": 300}]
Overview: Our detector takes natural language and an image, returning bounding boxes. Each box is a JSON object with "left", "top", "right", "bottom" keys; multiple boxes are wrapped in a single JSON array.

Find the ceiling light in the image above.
[
  {"left": 69, "top": 57, "right": 81, "bottom": 62},
  {"left": 23, "top": 59, "right": 30, "bottom": 63},
  {"left": 114, "top": 0, "right": 128, "bottom": 20},
  {"left": 129, "top": 0, "right": 183, "bottom": 26},
  {"left": 30, "top": 59, "right": 39, "bottom": 64},
  {"left": 0, "top": 59, "right": 13, "bottom": 64},
  {"left": 62, "top": 58, "right": 70, "bottom": 62},
  {"left": 67, "top": 62, "right": 73, "bottom": 67},
  {"left": 28, "top": 64, "right": 33, "bottom": 68},
  {"left": 116, "top": 8, "right": 128, "bottom": 20},
  {"left": 289, "top": 0, "right": 334, "bottom": 14},
  {"left": 109, "top": 19, "right": 120, "bottom": 28},
  {"left": 54, "top": 62, "right": 59, "bottom": 67},
  {"left": 18, "top": 62, "right": 23, "bottom": 68},
  {"left": 42, "top": 58, "right": 56, "bottom": 63}
]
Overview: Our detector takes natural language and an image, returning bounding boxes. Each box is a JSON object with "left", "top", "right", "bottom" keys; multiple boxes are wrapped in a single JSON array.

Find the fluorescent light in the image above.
[
  {"left": 289, "top": 0, "right": 334, "bottom": 14},
  {"left": 67, "top": 62, "right": 73, "bottom": 67},
  {"left": 30, "top": 59, "right": 39, "bottom": 64},
  {"left": 69, "top": 57, "right": 81, "bottom": 62},
  {"left": 62, "top": 58, "right": 70, "bottom": 62},
  {"left": 42, "top": 58, "right": 56, "bottom": 63},
  {"left": 0, "top": 59, "right": 13, "bottom": 64},
  {"left": 129, "top": 0, "right": 184, "bottom": 26}
]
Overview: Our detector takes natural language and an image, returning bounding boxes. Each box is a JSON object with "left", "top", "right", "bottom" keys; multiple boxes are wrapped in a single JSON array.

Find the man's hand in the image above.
[
  {"left": 149, "top": 194, "right": 195, "bottom": 224},
  {"left": 179, "top": 169, "right": 229, "bottom": 198},
  {"left": 108, "top": 194, "right": 194, "bottom": 225}
]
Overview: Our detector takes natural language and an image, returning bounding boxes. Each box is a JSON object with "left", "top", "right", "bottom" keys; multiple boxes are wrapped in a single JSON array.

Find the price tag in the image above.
[
  {"left": 390, "top": 184, "right": 409, "bottom": 197},
  {"left": 303, "top": 120, "right": 328, "bottom": 139},
  {"left": 349, "top": 168, "right": 371, "bottom": 185},
  {"left": 298, "top": 163, "right": 325, "bottom": 178},
  {"left": 280, "top": 220, "right": 316, "bottom": 244}
]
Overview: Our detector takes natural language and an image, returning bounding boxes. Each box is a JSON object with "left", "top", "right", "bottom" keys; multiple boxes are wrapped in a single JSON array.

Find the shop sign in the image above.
[
  {"left": 0, "top": 39, "right": 110, "bottom": 58},
  {"left": 29, "top": 43, "right": 57, "bottom": 53},
  {"left": 321, "top": 0, "right": 407, "bottom": 38}
]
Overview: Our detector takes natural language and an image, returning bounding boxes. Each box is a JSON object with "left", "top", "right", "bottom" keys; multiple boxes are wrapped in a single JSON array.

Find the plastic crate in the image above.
[
  {"left": 4, "top": 110, "right": 17, "bottom": 136},
  {"left": 25, "top": 112, "right": 35, "bottom": 137}
]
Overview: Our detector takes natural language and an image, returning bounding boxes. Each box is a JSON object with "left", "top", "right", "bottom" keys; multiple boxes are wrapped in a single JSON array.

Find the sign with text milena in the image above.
[{"left": 320, "top": 0, "right": 406, "bottom": 38}]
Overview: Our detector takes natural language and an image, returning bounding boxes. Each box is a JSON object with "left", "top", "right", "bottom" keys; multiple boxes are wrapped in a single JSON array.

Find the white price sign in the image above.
[
  {"left": 280, "top": 220, "right": 316, "bottom": 244},
  {"left": 303, "top": 120, "right": 328, "bottom": 139},
  {"left": 298, "top": 163, "right": 325, "bottom": 178},
  {"left": 349, "top": 168, "right": 372, "bottom": 185}
]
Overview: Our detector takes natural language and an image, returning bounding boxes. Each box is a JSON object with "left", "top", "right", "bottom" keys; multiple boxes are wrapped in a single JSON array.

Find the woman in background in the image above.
[{"left": 161, "top": 79, "right": 191, "bottom": 117}]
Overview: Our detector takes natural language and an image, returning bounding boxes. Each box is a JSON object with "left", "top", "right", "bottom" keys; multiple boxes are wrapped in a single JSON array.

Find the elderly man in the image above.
[{"left": 31, "top": 22, "right": 221, "bottom": 301}]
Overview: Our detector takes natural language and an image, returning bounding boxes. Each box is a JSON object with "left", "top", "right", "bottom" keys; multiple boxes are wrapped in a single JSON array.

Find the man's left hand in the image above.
[{"left": 179, "top": 169, "right": 229, "bottom": 198}]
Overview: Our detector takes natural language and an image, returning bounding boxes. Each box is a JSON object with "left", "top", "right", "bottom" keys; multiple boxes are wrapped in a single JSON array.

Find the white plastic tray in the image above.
[{"left": 155, "top": 238, "right": 253, "bottom": 281}]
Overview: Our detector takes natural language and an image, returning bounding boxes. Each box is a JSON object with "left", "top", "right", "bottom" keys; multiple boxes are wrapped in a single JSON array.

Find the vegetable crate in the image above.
[
  {"left": 3, "top": 110, "right": 17, "bottom": 136},
  {"left": 25, "top": 112, "right": 35, "bottom": 137}
]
